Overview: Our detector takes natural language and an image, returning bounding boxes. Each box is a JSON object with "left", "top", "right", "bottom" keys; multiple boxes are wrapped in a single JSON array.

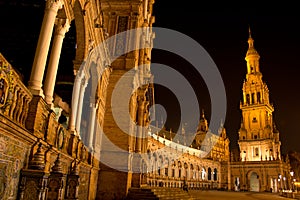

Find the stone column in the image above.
[
  {"left": 74, "top": 79, "right": 87, "bottom": 138},
  {"left": 68, "top": 72, "right": 83, "bottom": 134},
  {"left": 87, "top": 102, "right": 98, "bottom": 151},
  {"left": 28, "top": 0, "right": 63, "bottom": 96},
  {"left": 135, "top": 91, "right": 146, "bottom": 153},
  {"left": 44, "top": 19, "right": 70, "bottom": 106}
]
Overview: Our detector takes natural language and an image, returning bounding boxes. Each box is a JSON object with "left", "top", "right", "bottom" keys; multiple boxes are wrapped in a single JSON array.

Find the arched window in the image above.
[
  {"left": 257, "top": 92, "right": 261, "bottom": 103},
  {"left": 178, "top": 161, "right": 182, "bottom": 178},
  {"left": 208, "top": 168, "right": 212, "bottom": 180},
  {"left": 255, "top": 147, "right": 259, "bottom": 157},
  {"left": 213, "top": 169, "right": 217, "bottom": 181},
  {"left": 246, "top": 94, "right": 250, "bottom": 104},
  {"left": 201, "top": 168, "right": 206, "bottom": 180},
  {"left": 251, "top": 93, "right": 255, "bottom": 104}
]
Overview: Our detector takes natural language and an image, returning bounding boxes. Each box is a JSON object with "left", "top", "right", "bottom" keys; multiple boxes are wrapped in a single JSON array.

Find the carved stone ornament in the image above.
[{"left": 0, "top": 62, "right": 14, "bottom": 110}]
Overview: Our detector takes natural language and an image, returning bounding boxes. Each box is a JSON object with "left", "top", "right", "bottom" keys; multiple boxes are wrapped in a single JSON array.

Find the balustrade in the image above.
[{"left": 0, "top": 53, "right": 32, "bottom": 125}]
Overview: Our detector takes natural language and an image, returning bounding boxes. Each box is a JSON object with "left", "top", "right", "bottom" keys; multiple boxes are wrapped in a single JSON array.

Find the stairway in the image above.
[{"left": 126, "top": 187, "right": 195, "bottom": 200}]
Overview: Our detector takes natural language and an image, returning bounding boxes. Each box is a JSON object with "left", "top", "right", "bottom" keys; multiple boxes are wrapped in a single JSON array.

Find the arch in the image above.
[
  {"left": 73, "top": 0, "right": 88, "bottom": 71},
  {"left": 208, "top": 167, "right": 212, "bottom": 180},
  {"left": 213, "top": 168, "right": 217, "bottom": 181},
  {"left": 201, "top": 167, "right": 206, "bottom": 180},
  {"left": 153, "top": 152, "right": 157, "bottom": 161},
  {"left": 257, "top": 92, "right": 261, "bottom": 103},
  {"left": 249, "top": 171, "right": 260, "bottom": 192},
  {"left": 246, "top": 94, "right": 250, "bottom": 104},
  {"left": 164, "top": 157, "right": 169, "bottom": 176},
  {"left": 178, "top": 161, "right": 182, "bottom": 178}
]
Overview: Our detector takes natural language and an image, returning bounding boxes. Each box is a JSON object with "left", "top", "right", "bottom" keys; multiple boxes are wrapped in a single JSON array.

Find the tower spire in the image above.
[
  {"left": 247, "top": 26, "right": 255, "bottom": 49},
  {"left": 245, "top": 27, "right": 260, "bottom": 74},
  {"left": 201, "top": 109, "right": 205, "bottom": 119},
  {"left": 248, "top": 25, "right": 252, "bottom": 38}
]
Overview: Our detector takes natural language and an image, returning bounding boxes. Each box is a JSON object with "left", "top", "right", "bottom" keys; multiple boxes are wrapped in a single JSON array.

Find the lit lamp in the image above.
[
  {"left": 283, "top": 177, "right": 287, "bottom": 190},
  {"left": 279, "top": 174, "right": 283, "bottom": 191},
  {"left": 290, "top": 171, "right": 294, "bottom": 191}
]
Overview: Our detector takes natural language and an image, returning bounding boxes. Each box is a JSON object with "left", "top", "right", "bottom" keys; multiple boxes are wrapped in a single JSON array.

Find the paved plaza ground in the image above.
[{"left": 188, "top": 190, "right": 295, "bottom": 200}]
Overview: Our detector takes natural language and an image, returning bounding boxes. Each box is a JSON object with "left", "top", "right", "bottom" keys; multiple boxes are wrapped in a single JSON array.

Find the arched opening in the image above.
[
  {"left": 178, "top": 161, "right": 182, "bottom": 178},
  {"left": 250, "top": 172, "right": 260, "bottom": 192},
  {"left": 246, "top": 94, "right": 250, "bottom": 104},
  {"left": 201, "top": 167, "right": 206, "bottom": 180},
  {"left": 213, "top": 168, "right": 217, "bottom": 181},
  {"left": 208, "top": 167, "right": 212, "bottom": 180},
  {"left": 257, "top": 92, "right": 261, "bottom": 103}
]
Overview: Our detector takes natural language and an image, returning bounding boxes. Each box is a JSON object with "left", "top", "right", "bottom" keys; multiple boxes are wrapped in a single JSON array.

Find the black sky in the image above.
[{"left": 151, "top": 2, "right": 300, "bottom": 154}]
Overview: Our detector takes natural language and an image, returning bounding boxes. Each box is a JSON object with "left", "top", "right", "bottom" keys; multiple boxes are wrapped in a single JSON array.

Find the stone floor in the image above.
[{"left": 188, "top": 190, "right": 296, "bottom": 200}]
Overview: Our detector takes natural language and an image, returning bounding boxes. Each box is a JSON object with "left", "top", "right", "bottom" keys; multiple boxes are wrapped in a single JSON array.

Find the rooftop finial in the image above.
[
  {"left": 247, "top": 25, "right": 254, "bottom": 49},
  {"left": 248, "top": 25, "right": 252, "bottom": 38},
  {"left": 201, "top": 109, "right": 205, "bottom": 119}
]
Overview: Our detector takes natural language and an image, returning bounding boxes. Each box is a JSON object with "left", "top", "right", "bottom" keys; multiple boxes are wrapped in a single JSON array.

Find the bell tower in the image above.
[{"left": 238, "top": 28, "right": 281, "bottom": 162}]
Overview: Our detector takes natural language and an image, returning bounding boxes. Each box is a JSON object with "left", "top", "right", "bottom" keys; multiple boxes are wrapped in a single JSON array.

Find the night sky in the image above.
[
  {"left": 151, "top": 2, "right": 300, "bottom": 154},
  {"left": 0, "top": 1, "right": 299, "bottom": 154}
]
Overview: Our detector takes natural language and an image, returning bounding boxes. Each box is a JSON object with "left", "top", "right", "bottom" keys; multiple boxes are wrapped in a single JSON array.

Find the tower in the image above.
[{"left": 238, "top": 28, "right": 281, "bottom": 162}]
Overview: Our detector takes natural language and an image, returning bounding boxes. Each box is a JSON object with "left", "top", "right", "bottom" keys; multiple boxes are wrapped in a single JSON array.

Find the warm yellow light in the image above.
[{"left": 294, "top": 182, "right": 300, "bottom": 186}]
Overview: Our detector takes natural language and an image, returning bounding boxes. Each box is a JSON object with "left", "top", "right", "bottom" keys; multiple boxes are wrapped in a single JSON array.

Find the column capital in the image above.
[
  {"left": 55, "top": 18, "right": 70, "bottom": 36},
  {"left": 46, "top": 0, "right": 64, "bottom": 11}
]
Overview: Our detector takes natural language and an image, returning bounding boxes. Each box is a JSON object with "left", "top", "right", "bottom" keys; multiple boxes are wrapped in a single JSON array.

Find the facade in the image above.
[
  {"left": 0, "top": 1, "right": 293, "bottom": 200},
  {"left": 0, "top": 0, "right": 155, "bottom": 200},
  {"left": 229, "top": 29, "right": 291, "bottom": 193}
]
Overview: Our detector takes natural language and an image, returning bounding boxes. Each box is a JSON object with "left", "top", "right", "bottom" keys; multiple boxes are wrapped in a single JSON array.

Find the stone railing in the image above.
[
  {"left": 0, "top": 53, "right": 32, "bottom": 126},
  {"left": 147, "top": 175, "right": 218, "bottom": 189}
]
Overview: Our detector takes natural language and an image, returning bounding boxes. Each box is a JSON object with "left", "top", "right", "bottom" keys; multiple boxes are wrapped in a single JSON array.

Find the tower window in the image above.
[
  {"left": 257, "top": 92, "right": 261, "bottom": 103},
  {"left": 243, "top": 136, "right": 245, "bottom": 140},
  {"left": 251, "top": 93, "right": 255, "bottom": 104},
  {"left": 254, "top": 135, "right": 257, "bottom": 139},
  {"left": 246, "top": 94, "right": 250, "bottom": 104},
  {"left": 255, "top": 147, "right": 259, "bottom": 156},
  {"left": 252, "top": 117, "right": 257, "bottom": 123}
]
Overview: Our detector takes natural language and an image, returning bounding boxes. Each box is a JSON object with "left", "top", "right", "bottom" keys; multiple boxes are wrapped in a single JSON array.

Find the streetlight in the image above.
[
  {"left": 279, "top": 174, "right": 283, "bottom": 192},
  {"left": 290, "top": 171, "right": 294, "bottom": 191}
]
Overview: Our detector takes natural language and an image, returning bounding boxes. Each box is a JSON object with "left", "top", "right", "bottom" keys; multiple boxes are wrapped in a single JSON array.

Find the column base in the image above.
[{"left": 29, "top": 87, "right": 45, "bottom": 98}]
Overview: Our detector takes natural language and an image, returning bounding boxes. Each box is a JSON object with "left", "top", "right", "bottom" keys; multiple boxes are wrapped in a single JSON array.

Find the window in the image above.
[
  {"left": 246, "top": 94, "right": 250, "bottom": 104},
  {"left": 257, "top": 92, "right": 261, "bottom": 103},
  {"left": 243, "top": 136, "right": 245, "bottom": 140},
  {"left": 255, "top": 147, "right": 259, "bottom": 157},
  {"left": 213, "top": 169, "right": 218, "bottom": 181},
  {"left": 254, "top": 135, "right": 257, "bottom": 139},
  {"left": 252, "top": 117, "right": 257, "bottom": 123},
  {"left": 208, "top": 168, "right": 212, "bottom": 180}
]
